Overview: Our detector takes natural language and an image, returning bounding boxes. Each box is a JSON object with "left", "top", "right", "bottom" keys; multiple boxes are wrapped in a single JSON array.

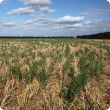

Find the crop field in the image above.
[{"left": 0, "top": 38, "right": 110, "bottom": 110}]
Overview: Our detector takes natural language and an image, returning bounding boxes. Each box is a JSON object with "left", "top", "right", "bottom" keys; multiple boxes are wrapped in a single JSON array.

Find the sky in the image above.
[{"left": 0, "top": 0, "right": 110, "bottom": 38}]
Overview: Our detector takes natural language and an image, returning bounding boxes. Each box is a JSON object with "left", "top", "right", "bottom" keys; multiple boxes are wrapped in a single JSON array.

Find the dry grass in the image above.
[{"left": 0, "top": 39, "right": 109, "bottom": 110}]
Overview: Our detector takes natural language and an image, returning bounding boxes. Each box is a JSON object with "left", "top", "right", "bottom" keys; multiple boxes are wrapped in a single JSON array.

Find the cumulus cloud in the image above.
[
  {"left": 64, "top": 23, "right": 83, "bottom": 28},
  {"left": 35, "top": 17, "right": 52, "bottom": 21},
  {"left": 21, "top": 18, "right": 47, "bottom": 24},
  {"left": 55, "top": 16, "right": 84, "bottom": 24},
  {"left": 29, "top": 14, "right": 47, "bottom": 18},
  {"left": 0, "top": 0, "right": 7, "bottom": 4},
  {"left": 20, "top": 15, "right": 85, "bottom": 26},
  {"left": 84, "top": 19, "right": 103, "bottom": 25},
  {"left": 19, "top": 0, "right": 52, "bottom": 6},
  {"left": 35, "top": 23, "right": 52, "bottom": 27},
  {"left": 1, "top": 12, "right": 109, "bottom": 37},
  {"left": 106, "top": 0, "right": 110, "bottom": 4},
  {"left": 3, "top": 22, "right": 15, "bottom": 26},
  {"left": 7, "top": 7, "right": 36, "bottom": 15},
  {"left": 7, "top": 0, "right": 55, "bottom": 15},
  {"left": 34, "top": 18, "right": 55, "bottom": 25},
  {"left": 39, "top": 6, "right": 55, "bottom": 13},
  {"left": 21, "top": 20, "right": 33, "bottom": 24}
]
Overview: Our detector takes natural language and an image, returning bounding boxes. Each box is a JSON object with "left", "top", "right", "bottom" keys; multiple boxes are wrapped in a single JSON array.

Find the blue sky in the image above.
[{"left": 0, "top": 0, "right": 110, "bottom": 37}]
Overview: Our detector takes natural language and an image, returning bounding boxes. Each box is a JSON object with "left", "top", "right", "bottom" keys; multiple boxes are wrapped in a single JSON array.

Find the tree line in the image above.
[
  {"left": 0, "top": 31, "right": 110, "bottom": 39},
  {"left": 76, "top": 31, "right": 110, "bottom": 39},
  {"left": 0, "top": 36, "right": 75, "bottom": 39}
]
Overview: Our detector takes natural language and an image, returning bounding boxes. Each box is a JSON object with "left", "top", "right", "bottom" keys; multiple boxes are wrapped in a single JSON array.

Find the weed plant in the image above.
[
  {"left": 79, "top": 49, "right": 83, "bottom": 54},
  {"left": 84, "top": 47, "right": 90, "bottom": 53},
  {"left": 65, "top": 43, "right": 70, "bottom": 57},
  {"left": 59, "top": 54, "right": 63, "bottom": 63},
  {"left": 59, "top": 52, "right": 104, "bottom": 105},
  {"left": 75, "top": 51, "right": 79, "bottom": 57},
  {"left": 8, "top": 64, "right": 22, "bottom": 84},
  {"left": 0, "top": 75, "right": 2, "bottom": 86}
]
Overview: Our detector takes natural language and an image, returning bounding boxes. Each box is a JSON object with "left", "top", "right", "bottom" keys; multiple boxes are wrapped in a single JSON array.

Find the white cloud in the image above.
[
  {"left": 0, "top": 0, "right": 7, "bottom": 4},
  {"left": 85, "top": 26, "right": 94, "bottom": 28},
  {"left": 79, "top": 12, "right": 90, "bottom": 16},
  {"left": 106, "top": 0, "right": 110, "bottom": 4},
  {"left": 7, "top": 7, "right": 36, "bottom": 15},
  {"left": 29, "top": 14, "right": 47, "bottom": 18},
  {"left": 35, "top": 23, "right": 51, "bottom": 27},
  {"left": 55, "top": 16, "right": 84, "bottom": 24},
  {"left": 21, "top": 20, "right": 33, "bottom": 24},
  {"left": 1, "top": 9, "right": 110, "bottom": 37},
  {"left": 35, "top": 17, "right": 52, "bottom": 21},
  {"left": 64, "top": 23, "right": 83, "bottom": 28},
  {"left": 18, "top": 15, "right": 84, "bottom": 26},
  {"left": 3, "top": 22, "right": 15, "bottom": 26},
  {"left": 6, "top": 0, "right": 55, "bottom": 15},
  {"left": 84, "top": 19, "right": 103, "bottom": 25},
  {"left": 39, "top": 6, "right": 55, "bottom": 13},
  {"left": 19, "top": 0, "right": 52, "bottom": 6},
  {"left": 33, "top": 19, "right": 39, "bottom": 22}
]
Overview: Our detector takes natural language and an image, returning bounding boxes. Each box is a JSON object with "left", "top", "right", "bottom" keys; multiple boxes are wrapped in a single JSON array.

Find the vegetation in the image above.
[
  {"left": 0, "top": 38, "right": 109, "bottom": 110},
  {"left": 76, "top": 31, "right": 110, "bottom": 39}
]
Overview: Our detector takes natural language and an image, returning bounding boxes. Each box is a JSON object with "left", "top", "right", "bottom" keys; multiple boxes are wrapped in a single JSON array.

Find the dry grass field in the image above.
[{"left": 0, "top": 38, "right": 110, "bottom": 110}]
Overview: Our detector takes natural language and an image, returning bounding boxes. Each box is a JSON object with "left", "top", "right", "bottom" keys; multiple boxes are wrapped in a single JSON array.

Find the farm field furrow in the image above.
[{"left": 0, "top": 38, "right": 110, "bottom": 110}]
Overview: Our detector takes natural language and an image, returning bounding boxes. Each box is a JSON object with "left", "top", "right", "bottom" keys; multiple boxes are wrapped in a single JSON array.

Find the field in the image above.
[{"left": 0, "top": 38, "right": 110, "bottom": 110}]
